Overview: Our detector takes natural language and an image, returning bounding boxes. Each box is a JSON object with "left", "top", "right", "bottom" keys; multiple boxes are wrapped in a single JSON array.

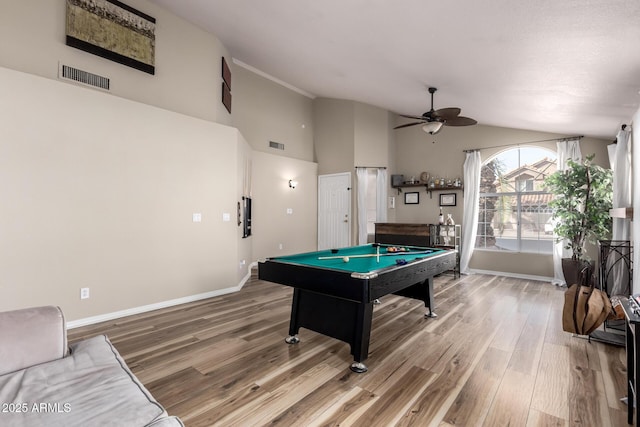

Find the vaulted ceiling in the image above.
[{"left": 150, "top": 0, "right": 640, "bottom": 139}]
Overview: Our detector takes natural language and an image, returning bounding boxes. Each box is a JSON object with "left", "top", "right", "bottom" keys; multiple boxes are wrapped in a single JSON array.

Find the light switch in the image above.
[
  {"left": 222, "top": 213, "right": 231, "bottom": 222},
  {"left": 193, "top": 213, "right": 202, "bottom": 222}
]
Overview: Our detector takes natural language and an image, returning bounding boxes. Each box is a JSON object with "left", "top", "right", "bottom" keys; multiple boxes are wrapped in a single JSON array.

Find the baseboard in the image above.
[
  {"left": 467, "top": 269, "right": 553, "bottom": 283},
  {"left": 67, "top": 262, "right": 258, "bottom": 329}
]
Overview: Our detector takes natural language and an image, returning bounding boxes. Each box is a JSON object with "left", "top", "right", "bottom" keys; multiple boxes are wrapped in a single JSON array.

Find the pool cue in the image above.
[{"left": 318, "top": 250, "right": 431, "bottom": 260}]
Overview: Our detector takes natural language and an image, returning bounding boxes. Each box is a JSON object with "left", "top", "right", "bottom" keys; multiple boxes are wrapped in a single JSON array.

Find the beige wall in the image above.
[
  {"left": 393, "top": 120, "right": 612, "bottom": 278},
  {"left": 251, "top": 152, "right": 318, "bottom": 260},
  {"left": 354, "top": 102, "right": 392, "bottom": 168},
  {"left": 0, "top": 0, "right": 232, "bottom": 126},
  {"left": 0, "top": 0, "right": 324, "bottom": 323},
  {"left": 0, "top": 67, "right": 241, "bottom": 321},
  {"left": 313, "top": 98, "right": 355, "bottom": 175},
  {"left": 231, "top": 60, "right": 320, "bottom": 261},
  {"left": 0, "top": 0, "right": 627, "bottom": 316},
  {"left": 232, "top": 64, "right": 315, "bottom": 161},
  {"left": 314, "top": 99, "right": 396, "bottom": 243},
  {"left": 236, "top": 136, "right": 253, "bottom": 282},
  {"left": 633, "top": 108, "right": 640, "bottom": 294}
]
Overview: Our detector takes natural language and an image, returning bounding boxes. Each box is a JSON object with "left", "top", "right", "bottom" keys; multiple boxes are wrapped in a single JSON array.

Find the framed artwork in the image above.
[
  {"left": 404, "top": 192, "right": 419, "bottom": 205},
  {"left": 222, "top": 82, "right": 232, "bottom": 113},
  {"left": 222, "top": 57, "right": 232, "bottom": 88},
  {"left": 65, "top": 0, "right": 156, "bottom": 74},
  {"left": 440, "top": 193, "right": 456, "bottom": 206}
]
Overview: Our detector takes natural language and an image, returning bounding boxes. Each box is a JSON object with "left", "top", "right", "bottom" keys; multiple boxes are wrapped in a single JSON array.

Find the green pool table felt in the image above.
[{"left": 268, "top": 244, "right": 447, "bottom": 274}]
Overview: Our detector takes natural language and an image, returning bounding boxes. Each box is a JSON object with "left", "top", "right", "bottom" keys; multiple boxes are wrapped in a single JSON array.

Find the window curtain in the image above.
[
  {"left": 356, "top": 168, "right": 368, "bottom": 245},
  {"left": 460, "top": 150, "right": 481, "bottom": 274},
  {"left": 552, "top": 139, "right": 582, "bottom": 286},
  {"left": 376, "top": 168, "right": 388, "bottom": 224},
  {"left": 609, "top": 128, "right": 632, "bottom": 295}
]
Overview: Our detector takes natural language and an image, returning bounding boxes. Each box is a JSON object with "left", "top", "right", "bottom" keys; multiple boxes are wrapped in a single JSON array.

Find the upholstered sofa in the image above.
[{"left": 0, "top": 306, "right": 183, "bottom": 427}]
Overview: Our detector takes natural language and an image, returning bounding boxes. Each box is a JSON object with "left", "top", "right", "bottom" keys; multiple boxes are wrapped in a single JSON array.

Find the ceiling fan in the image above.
[{"left": 394, "top": 87, "right": 477, "bottom": 135}]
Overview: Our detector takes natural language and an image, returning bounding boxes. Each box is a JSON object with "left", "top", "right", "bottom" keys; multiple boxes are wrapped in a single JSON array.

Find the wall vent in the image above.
[
  {"left": 269, "top": 141, "right": 285, "bottom": 150},
  {"left": 59, "top": 64, "right": 110, "bottom": 91}
]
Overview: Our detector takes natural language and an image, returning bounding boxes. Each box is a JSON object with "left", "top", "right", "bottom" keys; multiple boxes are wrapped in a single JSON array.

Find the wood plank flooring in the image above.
[{"left": 68, "top": 272, "right": 629, "bottom": 426}]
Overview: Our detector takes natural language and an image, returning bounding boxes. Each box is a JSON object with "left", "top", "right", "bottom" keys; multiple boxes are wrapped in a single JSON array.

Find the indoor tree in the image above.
[{"left": 544, "top": 154, "right": 612, "bottom": 283}]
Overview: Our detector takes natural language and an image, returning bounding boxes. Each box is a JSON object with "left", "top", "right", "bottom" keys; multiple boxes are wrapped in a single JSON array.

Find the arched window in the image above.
[{"left": 475, "top": 146, "right": 557, "bottom": 254}]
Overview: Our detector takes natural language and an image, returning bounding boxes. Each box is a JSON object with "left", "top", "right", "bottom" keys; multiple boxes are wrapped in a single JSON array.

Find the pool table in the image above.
[{"left": 258, "top": 243, "right": 456, "bottom": 373}]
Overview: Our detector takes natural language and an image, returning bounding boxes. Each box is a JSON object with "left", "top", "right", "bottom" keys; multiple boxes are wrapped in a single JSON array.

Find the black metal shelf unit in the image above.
[{"left": 589, "top": 240, "right": 633, "bottom": 346}]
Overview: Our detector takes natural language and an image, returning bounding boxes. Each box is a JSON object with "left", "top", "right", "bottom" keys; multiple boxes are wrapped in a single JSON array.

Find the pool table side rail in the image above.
[{"left": 258, "top": 260, "right": 370, "bottom": 302}]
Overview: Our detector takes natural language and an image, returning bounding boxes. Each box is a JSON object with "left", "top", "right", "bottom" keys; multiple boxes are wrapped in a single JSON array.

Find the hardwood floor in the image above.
[{"left": 68, "top": 272, "right": 629, "bottom": 426}]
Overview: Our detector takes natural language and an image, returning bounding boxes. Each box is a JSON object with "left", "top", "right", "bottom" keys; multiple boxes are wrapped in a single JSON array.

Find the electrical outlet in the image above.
[
  {"left": 80, "top": 288, "right": 90, "bottom": 300},
  {"left": 279, "top": 243, "right": 283, "bottom": 250}
]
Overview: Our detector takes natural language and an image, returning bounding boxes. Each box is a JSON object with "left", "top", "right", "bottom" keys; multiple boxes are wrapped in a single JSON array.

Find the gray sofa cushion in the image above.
[
  {"left": 0, "top": 306, "right": 67, "bottom": 376},
  {"left": 0, "top": 335, "right": 166, "bottom": 427}
]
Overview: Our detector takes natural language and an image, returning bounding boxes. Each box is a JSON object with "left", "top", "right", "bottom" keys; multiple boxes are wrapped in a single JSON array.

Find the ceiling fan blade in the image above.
[
  {"left": 393, "top": 121, "right": 425, "bottom": 129},
  {"left": 432, "top": 107, "right": 461, "bottom": 120},
  {"left": 399, "top": 114, "right": 428, "bottom": 121},
  {"left": 444, "top": 116, "right": 478, "bottom": 126}
]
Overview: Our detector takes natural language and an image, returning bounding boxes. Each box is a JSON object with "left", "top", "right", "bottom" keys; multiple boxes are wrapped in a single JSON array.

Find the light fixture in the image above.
[
  {"left": 289, "top": 179, "right": 298, "bottom": 189},
  {"left": 422, "top": 121, "right": 443, "bottom": 135}
]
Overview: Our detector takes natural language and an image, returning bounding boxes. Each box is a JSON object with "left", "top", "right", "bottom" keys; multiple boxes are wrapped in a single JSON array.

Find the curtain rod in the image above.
[
  {"left": 462, "top": 135, "right": 583, "bottom": 153},
  {"left": 355, "top": 166, "right": 387, "bottom": 169}
]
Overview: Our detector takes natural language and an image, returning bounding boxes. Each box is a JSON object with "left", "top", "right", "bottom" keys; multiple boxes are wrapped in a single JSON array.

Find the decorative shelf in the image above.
[
  {"left": 609, "top": 207, "right": 633, "bottom": 219},
  {"left": 392, "top": 184, "right": 463, "bottom": 198}
]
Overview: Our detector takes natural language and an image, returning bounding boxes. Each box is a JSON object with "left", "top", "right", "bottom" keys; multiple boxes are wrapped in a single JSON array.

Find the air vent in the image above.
[
  {"left": 269, "top": 141, "right": 285, "bottom": 150},
  {"left": 59, "top": 64, "right": 110, "bottom": 91}
]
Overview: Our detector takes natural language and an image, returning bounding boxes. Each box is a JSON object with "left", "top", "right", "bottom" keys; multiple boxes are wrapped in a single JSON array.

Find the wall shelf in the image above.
[
  {"left": 392, "top": 184, "right": 463, "bottom": 198},
  {"left": 610, "top": 207, "right": 633, "bottom": 219}
]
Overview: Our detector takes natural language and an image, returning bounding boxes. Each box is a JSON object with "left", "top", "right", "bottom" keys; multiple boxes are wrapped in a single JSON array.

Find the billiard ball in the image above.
[{"left": 343, "top": 256, "right": 350, "bottom": 263}]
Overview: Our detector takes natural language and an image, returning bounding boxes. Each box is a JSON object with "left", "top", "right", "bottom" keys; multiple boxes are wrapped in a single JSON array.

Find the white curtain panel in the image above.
[
  {"left": 376, "top": 168, "right": 388, "bottom": 224},
  {"left": 552, "top": 139, "right": 582, "bottom": 286},
  {"left": 609, "top": 129, "right": 632, "bottom": 295},
  {"left": 612, "top": 129, "right": 632, "bottom": 241},
  {"left": 460, "top": 150, "right": 481, "bottom": 274},
  {"left": 356, "top": 167, "right": 368, "bottom": 245}
]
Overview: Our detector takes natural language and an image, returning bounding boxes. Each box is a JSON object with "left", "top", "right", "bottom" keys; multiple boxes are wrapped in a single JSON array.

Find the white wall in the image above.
[{"left": 0, "top": 66, "right": 241, "bottom": 321}]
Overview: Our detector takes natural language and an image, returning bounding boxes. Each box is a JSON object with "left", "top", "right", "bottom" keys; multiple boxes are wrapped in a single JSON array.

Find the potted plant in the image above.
[{"left": 544, "top": 154, "right": 613, "bottom": 285}]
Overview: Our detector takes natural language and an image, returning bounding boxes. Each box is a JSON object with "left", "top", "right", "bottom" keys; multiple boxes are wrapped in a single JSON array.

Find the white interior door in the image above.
[{"left": 318, "top": 173, "right": 351, "bottom": 250}]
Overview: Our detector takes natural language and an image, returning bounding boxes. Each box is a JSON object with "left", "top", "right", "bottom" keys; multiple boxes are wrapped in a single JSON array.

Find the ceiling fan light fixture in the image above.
[{"left": 422, "top": 122, "right": 443, "bottom": 135}]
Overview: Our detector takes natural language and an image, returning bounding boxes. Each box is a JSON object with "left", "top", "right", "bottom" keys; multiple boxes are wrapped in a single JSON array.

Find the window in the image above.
[{"left": 475, "top": 147, "right": 557, "bottom": 254}]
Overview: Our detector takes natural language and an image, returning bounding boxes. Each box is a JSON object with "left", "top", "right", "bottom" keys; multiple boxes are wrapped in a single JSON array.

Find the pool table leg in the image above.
[
  {"left": 285, "top": 335, "right": 300, "bottom": 344},
  {"left": 350, "top": 362, "right": 368, "bottom": 373},
  {"left": 285, "top": 288, "right": 301, "bottom": 344},
  {"left": 424, "top": 277, "right": 437, "bottom": 318},
  {"left": 349, "top": 301, "right": 373, "bottom": 373}
]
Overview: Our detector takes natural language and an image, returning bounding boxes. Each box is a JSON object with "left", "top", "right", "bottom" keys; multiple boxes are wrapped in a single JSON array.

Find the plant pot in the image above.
[{"left": 562, "top": 258, "right": 595, "bottom": 287}]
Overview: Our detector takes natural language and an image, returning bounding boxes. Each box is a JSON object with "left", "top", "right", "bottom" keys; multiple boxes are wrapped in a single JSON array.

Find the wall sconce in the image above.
[{"left": 289, "top": 179, "right": 298, "bottom": 189}]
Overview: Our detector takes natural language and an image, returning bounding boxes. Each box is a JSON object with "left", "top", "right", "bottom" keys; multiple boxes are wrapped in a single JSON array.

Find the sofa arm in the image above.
[{"left": 0, "top": 306, "right": 68, "bottom": 376}]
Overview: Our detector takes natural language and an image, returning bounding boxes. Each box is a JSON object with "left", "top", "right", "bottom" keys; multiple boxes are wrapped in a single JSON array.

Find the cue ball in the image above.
[{"left": 343, "top": 256, "right": 350, "bottom": 263}]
